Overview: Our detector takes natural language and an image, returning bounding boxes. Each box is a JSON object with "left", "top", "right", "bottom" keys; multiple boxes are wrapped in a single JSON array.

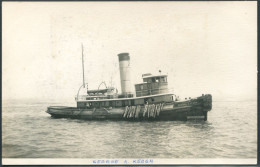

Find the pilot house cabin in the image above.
[{"left": 135, "top": 73, "right": 169, "bottom": 97}]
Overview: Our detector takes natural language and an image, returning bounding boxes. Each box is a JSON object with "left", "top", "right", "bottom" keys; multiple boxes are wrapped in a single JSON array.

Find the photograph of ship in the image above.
[
  {"left": 47, "top": 51, "right": 212, "bottom": 121},
  {"left": 2, "top": 1, "right": 257, "bottom": 165}
]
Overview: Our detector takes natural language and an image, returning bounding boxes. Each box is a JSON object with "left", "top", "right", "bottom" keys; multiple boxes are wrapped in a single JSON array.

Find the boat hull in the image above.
[{"left": 46, "top": 94, "right": 212, "bottom": 121}]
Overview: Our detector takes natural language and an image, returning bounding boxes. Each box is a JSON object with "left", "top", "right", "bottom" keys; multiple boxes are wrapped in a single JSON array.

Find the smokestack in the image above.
[{"left": 118, "top": 53, "right": 131, "bottom": 94}]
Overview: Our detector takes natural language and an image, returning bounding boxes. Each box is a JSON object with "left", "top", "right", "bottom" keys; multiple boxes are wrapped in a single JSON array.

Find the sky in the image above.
[{"left": 2, "top": 1, "right": 257, "bottom": 101}]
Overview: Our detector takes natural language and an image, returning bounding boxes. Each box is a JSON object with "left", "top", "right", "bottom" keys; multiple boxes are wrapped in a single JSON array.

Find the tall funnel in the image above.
[{"left": 118, "top": 53, "right": 131, "bottom": 94}]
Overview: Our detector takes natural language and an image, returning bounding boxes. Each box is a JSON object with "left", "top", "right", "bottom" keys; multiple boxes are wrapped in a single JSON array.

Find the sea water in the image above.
[{"left": 2, "top": 99, "right": 257, "bottom": 158}]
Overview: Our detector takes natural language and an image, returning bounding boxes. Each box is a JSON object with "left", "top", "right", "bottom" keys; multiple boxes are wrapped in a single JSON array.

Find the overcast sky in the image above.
[{"left": 2, "top": 1, "right": 257, "bottom": 101}]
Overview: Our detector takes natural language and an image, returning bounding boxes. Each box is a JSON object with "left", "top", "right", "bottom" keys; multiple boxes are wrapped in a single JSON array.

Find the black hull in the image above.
[
  {"left": 47, "top": 107, "right": 208, "bottom": 121},
  {"left": 46, "top": 94, "right": 212, "bottom": 121}
]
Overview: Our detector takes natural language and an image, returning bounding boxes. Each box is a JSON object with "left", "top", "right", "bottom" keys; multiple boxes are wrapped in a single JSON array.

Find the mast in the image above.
[{"left": 81, "top": 43, "right": 85, "bottom": 88}]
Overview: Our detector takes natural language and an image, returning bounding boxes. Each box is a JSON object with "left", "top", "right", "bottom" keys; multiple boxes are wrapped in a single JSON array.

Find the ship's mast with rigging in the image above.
[{"left": 82, "top": 43, "right": 86, "bottom": 89}]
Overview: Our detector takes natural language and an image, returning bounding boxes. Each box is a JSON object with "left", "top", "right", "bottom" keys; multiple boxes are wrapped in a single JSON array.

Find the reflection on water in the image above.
[{"left": 2, "top": 100, "right": 257, "bottom": 158}]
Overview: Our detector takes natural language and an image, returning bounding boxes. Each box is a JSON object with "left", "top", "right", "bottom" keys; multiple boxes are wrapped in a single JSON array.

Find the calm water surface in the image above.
[{"left": 2, "top": 99, "right": 257, "bottom": 158}]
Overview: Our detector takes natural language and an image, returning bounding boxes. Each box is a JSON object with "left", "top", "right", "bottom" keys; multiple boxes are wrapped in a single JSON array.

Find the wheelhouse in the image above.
[{"left": 135, "top": 73, "right": 169, "bottom": 97}]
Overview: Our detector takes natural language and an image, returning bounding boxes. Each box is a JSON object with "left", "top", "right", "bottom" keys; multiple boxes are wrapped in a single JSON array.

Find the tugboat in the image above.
[{"left": 46, "top": 52, "right": 212, "bottom": 121}]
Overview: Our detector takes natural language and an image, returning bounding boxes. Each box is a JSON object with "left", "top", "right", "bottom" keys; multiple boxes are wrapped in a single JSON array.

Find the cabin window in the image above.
[
  {"left": 116, "top": 101, "right": 122, "bottom": 107},
  {"left": 146, "top": 98, "right": 153, "bottom": 103},
  {"left": 113, "top": 101, "right": 116, "bottom": 107},
  {"left": 124, "top": 100, "right": 128, "bottom": 106},
  {"left": 94, "top": 102, "right": 100, "bottom": 108},
  {"left": 84, "top": 102, "right": 92, "bottom": 109},
  {"left": 147, "top": 83, "right": 151, "bottom": 89},
  {"left": 101, "top": 102, "right": 105, "bottom": 107},
  {"left": 155, "top": 96, "right": 164, "bottom": 102},
  {"left": 160, "top": 77, "right": 163, "bottom": 82},
  {"left": 110, "top": 101, "right": 116, "bottom": 107},
  {"left": 135, "top": 99, "right": 144, "bottom": 105},
  {"left": 124, "top": 100, "right": 131, "bottom": 106},
  {"left": 134, "top": 99, "right": 138, "bottom": 105},
  {"left": 160, "top": 77, "right": 167, "bottom": 82},
  {"left": 143, "top": 84, "right": 148, "bottom": 89},
  {"left": 105, "top": 101, "right": 109, "bottom": 107}
]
